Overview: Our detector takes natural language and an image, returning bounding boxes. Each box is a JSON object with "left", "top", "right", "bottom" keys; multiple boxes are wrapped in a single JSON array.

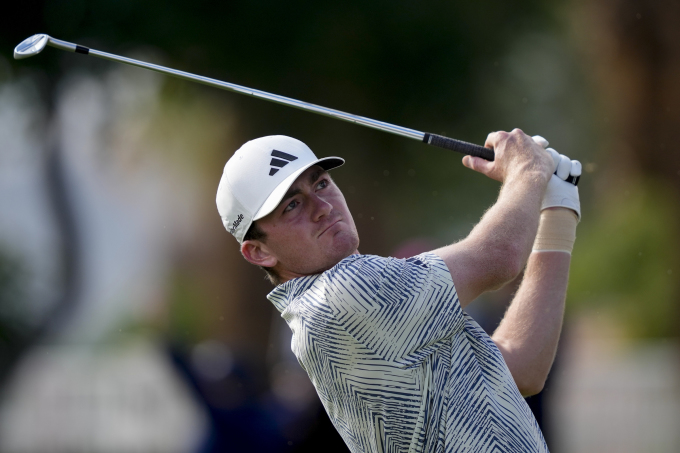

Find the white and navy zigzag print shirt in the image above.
[{"left": 268, "top": 253, "right": 548, "bottom": 453}]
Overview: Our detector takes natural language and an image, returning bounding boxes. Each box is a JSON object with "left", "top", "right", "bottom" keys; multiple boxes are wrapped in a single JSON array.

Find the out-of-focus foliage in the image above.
[{"left": 569, "top": 180, "right": 680, "bottom": 338}]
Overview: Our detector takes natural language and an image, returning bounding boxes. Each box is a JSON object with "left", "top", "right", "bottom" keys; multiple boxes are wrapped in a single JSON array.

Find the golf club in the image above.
[
  {"left": 15, "top": 33, "right": 579, "bottom": 185},
  {"left": 14, "top": 34, "right": 499, "bottom": 157}
]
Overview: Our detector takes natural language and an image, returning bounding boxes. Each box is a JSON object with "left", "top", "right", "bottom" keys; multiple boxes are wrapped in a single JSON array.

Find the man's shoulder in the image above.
[
  {"left": 322, "top": 252, "right": 451, "bottom": 298},
  {"left": 326, "top": 252, "right": 446, "bottom": 279},
  {"left": 269, "top": 252, "right": 451, "bottom": 311},
  {"left": 323, "top": 253, "right": 388, "bottom": 291}
]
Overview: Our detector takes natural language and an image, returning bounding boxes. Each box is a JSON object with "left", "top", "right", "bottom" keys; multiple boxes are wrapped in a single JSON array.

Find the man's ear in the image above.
[{"left": 241, "top": 240, "right": 278, "bottom": 268}]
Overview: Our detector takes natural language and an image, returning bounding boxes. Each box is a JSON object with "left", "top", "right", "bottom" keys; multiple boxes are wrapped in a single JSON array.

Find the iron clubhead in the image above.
[{"left": 14, "top": 34, "right": 50, "bottom": 60}]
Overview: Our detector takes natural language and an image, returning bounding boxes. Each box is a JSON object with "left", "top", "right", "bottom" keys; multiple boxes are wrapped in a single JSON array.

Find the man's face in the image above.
[{"left": 245, "top": 165, "right": 359, "bottom": 281}]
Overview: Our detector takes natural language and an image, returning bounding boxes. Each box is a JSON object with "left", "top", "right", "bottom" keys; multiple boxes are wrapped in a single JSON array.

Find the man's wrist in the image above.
[
  {"left": 532, "top": 208, "right": 578, "bottom": 254},
  {"left": 503, "top": 166, "right": 551, "bottom": 191}
]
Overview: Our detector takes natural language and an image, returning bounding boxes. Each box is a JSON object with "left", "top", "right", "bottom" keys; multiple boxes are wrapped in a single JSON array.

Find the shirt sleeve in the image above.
[{"left": 323, "top": 252, "right": 465, "bottom": 369}]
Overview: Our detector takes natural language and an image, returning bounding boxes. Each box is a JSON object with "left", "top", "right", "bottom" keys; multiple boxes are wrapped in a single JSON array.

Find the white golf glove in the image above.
[{"left": 532, "top": 136, "right": 582, "bottom": 221}]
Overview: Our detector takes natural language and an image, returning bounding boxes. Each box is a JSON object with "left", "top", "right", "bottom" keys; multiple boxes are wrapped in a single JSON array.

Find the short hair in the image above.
[{"left": 243, "top": 221, "right": 281, "bottom": 285}]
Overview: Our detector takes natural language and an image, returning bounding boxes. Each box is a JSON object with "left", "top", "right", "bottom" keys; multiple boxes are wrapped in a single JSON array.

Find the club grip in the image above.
[{"left": 423, "top": 133, "right": 494, "bottom": 161}]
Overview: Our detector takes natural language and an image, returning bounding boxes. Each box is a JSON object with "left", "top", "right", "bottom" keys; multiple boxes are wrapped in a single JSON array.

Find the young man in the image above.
[{"left": 216, "top": 130, "right": 581, "bottom": 452}]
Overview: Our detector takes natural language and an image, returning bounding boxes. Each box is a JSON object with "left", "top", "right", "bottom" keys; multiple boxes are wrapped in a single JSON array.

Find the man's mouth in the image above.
[{"left": 319, "top": 219, "right": 341, "bottom": 237}]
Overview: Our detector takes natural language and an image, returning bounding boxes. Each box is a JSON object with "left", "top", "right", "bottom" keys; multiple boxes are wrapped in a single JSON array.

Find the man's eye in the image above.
[
  {"left": 284, "top": 200, "right": 298, "bottom": 213},
  {"left": 317, "top": 179, "right": 329, "bottom": 189}
]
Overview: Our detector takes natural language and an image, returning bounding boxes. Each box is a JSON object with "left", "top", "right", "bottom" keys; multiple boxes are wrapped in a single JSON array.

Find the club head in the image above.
[{"left": 14, "top": 34, "right": 50, "bottom": 60}]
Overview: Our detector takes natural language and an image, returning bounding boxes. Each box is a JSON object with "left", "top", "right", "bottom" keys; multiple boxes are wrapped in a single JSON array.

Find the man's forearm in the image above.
[
  {"left": 442, "top": 170, "right": 548, "bottom": 306},
  {"left": 491, "top": 250, "right": 571, "bottom": 396},
  {"left": 470, "top": 171, "right": 548, "bottom": 268}
]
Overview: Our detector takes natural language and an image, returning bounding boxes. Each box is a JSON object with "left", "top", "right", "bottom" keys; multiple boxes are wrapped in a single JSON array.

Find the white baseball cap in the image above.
[{"left": 216, "top": 135, "right": 344, "bottom": 243}]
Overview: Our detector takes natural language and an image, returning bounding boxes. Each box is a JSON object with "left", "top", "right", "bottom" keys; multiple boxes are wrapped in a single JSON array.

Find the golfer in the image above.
[{"left": 216, "top": 129, "right": 580, "bottom": 452}]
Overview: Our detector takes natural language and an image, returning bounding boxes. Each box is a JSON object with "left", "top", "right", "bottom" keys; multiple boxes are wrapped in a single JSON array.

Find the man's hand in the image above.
[
  {"left": 533, "top": 135, "right": 582, "bottom": 219},
  {"left": 435, "top": 129, "right": 559, "bottom": 306},
  {"left": 543, "top": 169, "right": 582, "bottom": 220},
  {"left": 461, "top": 129, "right": 554, "bottom": 185}
]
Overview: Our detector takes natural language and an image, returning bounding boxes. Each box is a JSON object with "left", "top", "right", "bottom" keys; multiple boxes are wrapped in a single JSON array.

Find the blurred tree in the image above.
[
  {"left": 572, "top": 0, "right": 680, "bottom": 187},
  {"left": 567, "top": 0, "right": 680, "bottom": 337}
]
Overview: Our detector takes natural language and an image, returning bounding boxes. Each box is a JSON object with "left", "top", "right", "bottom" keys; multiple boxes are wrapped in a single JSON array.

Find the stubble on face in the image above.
[{"left": 257, "top": 166, "right": 359, "bottom": 280}]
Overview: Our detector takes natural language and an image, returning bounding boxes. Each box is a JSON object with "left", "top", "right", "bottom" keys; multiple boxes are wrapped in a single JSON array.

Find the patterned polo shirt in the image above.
[{"left": 267, "top": 253, "right": 548, "bottom": 453}]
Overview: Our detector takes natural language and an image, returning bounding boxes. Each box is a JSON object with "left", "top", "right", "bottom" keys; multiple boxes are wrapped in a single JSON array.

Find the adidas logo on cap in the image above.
[{"left": 269, "top": 150, "right": 298, "bottom": 176}]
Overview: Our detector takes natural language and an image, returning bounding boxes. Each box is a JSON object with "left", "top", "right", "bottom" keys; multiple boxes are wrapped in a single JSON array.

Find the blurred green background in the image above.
[{"left": 0, "top": 1, "right": 679, "bottom": 452}]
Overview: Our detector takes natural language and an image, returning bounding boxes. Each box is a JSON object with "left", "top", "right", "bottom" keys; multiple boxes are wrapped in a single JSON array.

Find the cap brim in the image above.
[{"left": 253, "top": 157, "right": 344, "bottom": 221}]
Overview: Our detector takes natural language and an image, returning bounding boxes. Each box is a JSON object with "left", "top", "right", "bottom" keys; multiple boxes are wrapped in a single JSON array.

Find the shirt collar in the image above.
[
  {"left": 266, "top": 254, "right": 362, "bottom": 313},
  {"left": 267, "top": 273, "right": 322, "bottom": 313}
]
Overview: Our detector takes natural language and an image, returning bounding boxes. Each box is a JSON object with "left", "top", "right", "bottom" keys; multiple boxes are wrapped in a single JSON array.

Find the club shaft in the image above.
[
  {"left": 47, "top": 37, "right": 425, "bottom": 141},
  {"left": 38, "top": 35, "right": 497, "bottom": 162}
]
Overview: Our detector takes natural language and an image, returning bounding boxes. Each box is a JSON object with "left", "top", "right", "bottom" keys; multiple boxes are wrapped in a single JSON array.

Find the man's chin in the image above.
[
  {"left": 331, "top": 230, "right": 360, "bottom": 257},
  {"left": 309, "top": 232, "right": 359, "bottom": 274}
]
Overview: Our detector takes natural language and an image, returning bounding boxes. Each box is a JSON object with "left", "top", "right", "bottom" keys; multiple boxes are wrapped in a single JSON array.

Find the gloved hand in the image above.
[{"left": 532, "top": 136, "right": 582, "bottom": 221}]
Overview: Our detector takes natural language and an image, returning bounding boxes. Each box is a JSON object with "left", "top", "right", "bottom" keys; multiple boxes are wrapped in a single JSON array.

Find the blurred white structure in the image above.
[
  {"left": 0, "top": 57, "right": 235, "bottom": 452},
  {"left": 0, "top": 341, "right": 206, "bottom": 452},
  {"left": 549, "top": 314, "right": 680, "bottom": 453}
]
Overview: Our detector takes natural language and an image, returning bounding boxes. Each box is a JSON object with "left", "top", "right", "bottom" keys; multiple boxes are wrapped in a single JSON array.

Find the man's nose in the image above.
[{"left": 311, "top": 194, "right": 333, "bottom": 220}]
